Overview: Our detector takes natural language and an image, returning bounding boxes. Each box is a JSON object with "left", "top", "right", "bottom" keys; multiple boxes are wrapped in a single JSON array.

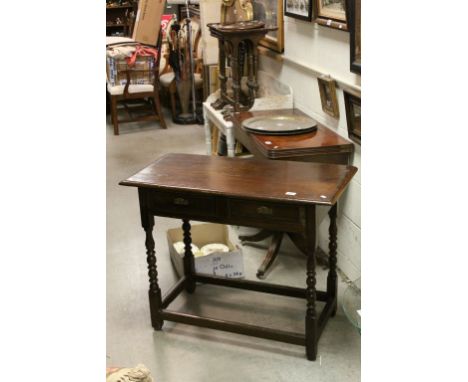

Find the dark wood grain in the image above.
[
  {"left": 120, "top": 153, "right": 357, "bottom": 206},
  {"left": 182, "top": 219, "right": 196, "bottom": 293},
  {"left": 138, "top": 188, "right": 163, "bottom": 330},
  {"left": 161, "top": 310, "right": 305, "bottom": 345},
  {"left": 123, "top": 154, "right": 358, "bottom": 361},
  {"left": 327, "top": 204, "right": 338, "bottom": 316},
  {"left": 305, "top": 205, "right": 318, "bottom": 360}
]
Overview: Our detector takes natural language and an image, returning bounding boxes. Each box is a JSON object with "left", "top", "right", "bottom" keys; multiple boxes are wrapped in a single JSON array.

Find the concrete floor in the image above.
[{"left": 106, "top": 109, "right": 361, "bottom": 382}]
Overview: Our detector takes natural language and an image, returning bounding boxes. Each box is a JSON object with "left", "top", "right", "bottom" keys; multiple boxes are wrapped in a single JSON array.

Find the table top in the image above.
[
  {"left": 231, "top": 109, "right": 354, "bottom": 159},
  {"left": 120, "top": 153, "right": 357, "bottom": 206}
]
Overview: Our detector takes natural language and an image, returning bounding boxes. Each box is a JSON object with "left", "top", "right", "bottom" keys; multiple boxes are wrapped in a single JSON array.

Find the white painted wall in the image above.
[{"left": 259, "top": 18, "right": 361, "bottom": 281}]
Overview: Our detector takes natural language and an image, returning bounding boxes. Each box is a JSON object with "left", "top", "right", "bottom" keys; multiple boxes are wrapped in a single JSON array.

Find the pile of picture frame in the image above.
[
  {"left": 317, "top": 75, "right": 360, "bottom": 145},
  {"left": 285, "top": 0, "right": 346, "bottom": 28},
  {"left": 284, "top": 0, "right": 361, "bottom": 74},
  {"left": 241, "top": 0, "right": 361, "bottom": 74},
  {"left": 217, "top": 0, "right": 362, "bottom": 144}
]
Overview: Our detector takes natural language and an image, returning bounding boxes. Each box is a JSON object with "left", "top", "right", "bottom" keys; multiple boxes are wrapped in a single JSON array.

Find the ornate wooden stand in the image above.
[{"left": 207, "top": 21, "right": 275, "bottom": 112}]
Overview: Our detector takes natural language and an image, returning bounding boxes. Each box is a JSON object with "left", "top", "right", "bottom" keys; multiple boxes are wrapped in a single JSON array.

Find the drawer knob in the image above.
[
  {"left": 256, "top": 206, "right": 273, "bottom": 215},
  {"left": 173, "top": 197, "right": 189, "bottom": 206}
]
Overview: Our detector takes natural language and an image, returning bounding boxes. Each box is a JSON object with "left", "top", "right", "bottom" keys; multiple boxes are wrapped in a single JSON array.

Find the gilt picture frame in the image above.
[
  {"left": 253, "top": 0, "right": 284, "bottom": 52},
  {"left": 344, "top": 91, "right": 361, "bottom": 145},
  {"left": 316, "top": 0, "right": 347, "bottom": 31},
  {"left": 346, "top": 0, "right": 361, "bottom": 74},
  {"left": 285, "top": 0, "right": 313, "bottom": 22},
  {"left": 317, "top": 75, "right": 339, "bottom": 118}
]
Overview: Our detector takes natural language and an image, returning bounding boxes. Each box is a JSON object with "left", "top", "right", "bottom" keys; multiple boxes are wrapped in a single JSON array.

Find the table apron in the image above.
[{"left": 149, "top": 208, "right": 306, "bottom": 234}]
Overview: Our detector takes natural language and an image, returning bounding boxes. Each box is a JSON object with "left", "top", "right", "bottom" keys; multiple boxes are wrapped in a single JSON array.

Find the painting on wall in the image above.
[
  {"left": 317, "top": 75, "right": 339, "bottom": 118},
  {"left": 253, "top": 0, "right": 284, "bottom": 52},
  {"left": 285, "top": 0, "right": 313, "bottom": 22},
  {"left": 347, "top": 0, "right": 361, "bottom": 74},
  {"left": 316, "top": 0, "right": 347, "bottom": 31},
  {"left": 344, "top": 91, "right": 361, "bottom": 145}
]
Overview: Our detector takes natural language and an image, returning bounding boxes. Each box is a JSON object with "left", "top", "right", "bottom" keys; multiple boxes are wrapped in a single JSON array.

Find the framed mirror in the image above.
[
  {"left": 253, "top": 0, "right": 284, "bottom": 52},
  {"left": 344, "top": 91, "right": 361, "bottom": 145},
  {"left": 347, "top": 0, "right": 361, "bottom": 74}
]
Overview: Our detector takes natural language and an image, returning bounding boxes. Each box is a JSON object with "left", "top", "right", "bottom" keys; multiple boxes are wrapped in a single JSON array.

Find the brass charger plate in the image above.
[
  {"left": 218, "top": 21, "right": 265, "bottom": 31},
  {"left": 242, "top": 115, "right": 318, "bottom": 135}
]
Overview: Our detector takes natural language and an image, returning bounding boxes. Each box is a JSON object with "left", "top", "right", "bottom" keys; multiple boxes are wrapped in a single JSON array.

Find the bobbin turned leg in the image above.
[
  {"left": 305, "top": 205, "right": 318, "bottom": 361},
  {"left": 139, "top": 190, "right": 163, "bottom": 330},
  {"left": 327, "top": 203, "right": 338, "bottom": 316},
  {"left": 182, "top": 219, "right": 196, "bottom": 293}
]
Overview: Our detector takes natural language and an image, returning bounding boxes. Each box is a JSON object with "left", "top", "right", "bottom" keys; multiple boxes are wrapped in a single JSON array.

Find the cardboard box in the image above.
[
  {"left": 132, "top": 0, "right": 166, "bottom": 46},
  {"left": 167, "top": 223, "right": 244, "bottom": 279}
]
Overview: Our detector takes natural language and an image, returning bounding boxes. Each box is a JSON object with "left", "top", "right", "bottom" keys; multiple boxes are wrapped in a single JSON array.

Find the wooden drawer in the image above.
[
  {"left": 228, "top": 199, "right": 304, "bottom": 228},
  {"left": 148, "top": 190, "right": 218, "bottom": 217}
]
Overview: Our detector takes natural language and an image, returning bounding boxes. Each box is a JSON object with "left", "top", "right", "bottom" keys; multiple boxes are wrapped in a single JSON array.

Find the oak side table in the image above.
[{"left": 120, "top": 153, "right": 357, "bottom": 360}]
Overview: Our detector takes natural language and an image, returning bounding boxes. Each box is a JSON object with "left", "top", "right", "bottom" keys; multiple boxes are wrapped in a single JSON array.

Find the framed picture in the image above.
[
  {"left": 316, "top": 0, "right": 347, "bottom": 31},
  {"left": 317, "top": 75, "right": 339, "bottom": 118},
  {"left": 346, "top": 0, "right": 361, "bottom": 74},
  {"left": 285, "top": 0, "right": 313, "bottom": 21},
  {"left": 344, "top": 91, "right": 361, "bottom": 145},
  {"left": 253, "top": 0, "right": 284, "bottom": 52}
]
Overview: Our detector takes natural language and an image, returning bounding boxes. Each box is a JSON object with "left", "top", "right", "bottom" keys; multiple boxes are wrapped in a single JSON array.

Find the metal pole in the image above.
[{"left": 185, "top": 0, "right": 197, "bottom": 119}]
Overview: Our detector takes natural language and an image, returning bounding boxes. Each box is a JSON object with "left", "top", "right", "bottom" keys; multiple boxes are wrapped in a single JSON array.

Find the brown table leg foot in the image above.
[
  {"left": 256, "top": 232, "right": 283, "bottom": 279},
  {"left": 148, "top": 290, "right": 163, "bottom": 330},
  {"left": 239, "top": 229, "right": 273, "bottom": 243}
]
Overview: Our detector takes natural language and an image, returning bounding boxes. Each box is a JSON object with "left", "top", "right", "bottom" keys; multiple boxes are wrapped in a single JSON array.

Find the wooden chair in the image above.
[
  {"left": 159, "top": 17, "right": 204, "bottom": 120},
  {"left": 107, "top": 33, "right": 167, "bottom": 135}
]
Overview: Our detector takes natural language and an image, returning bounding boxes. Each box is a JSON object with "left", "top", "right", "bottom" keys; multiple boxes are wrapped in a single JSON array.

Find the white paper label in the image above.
[{"left": 195, "top": 247, "right": 244, "bottom": 278}]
